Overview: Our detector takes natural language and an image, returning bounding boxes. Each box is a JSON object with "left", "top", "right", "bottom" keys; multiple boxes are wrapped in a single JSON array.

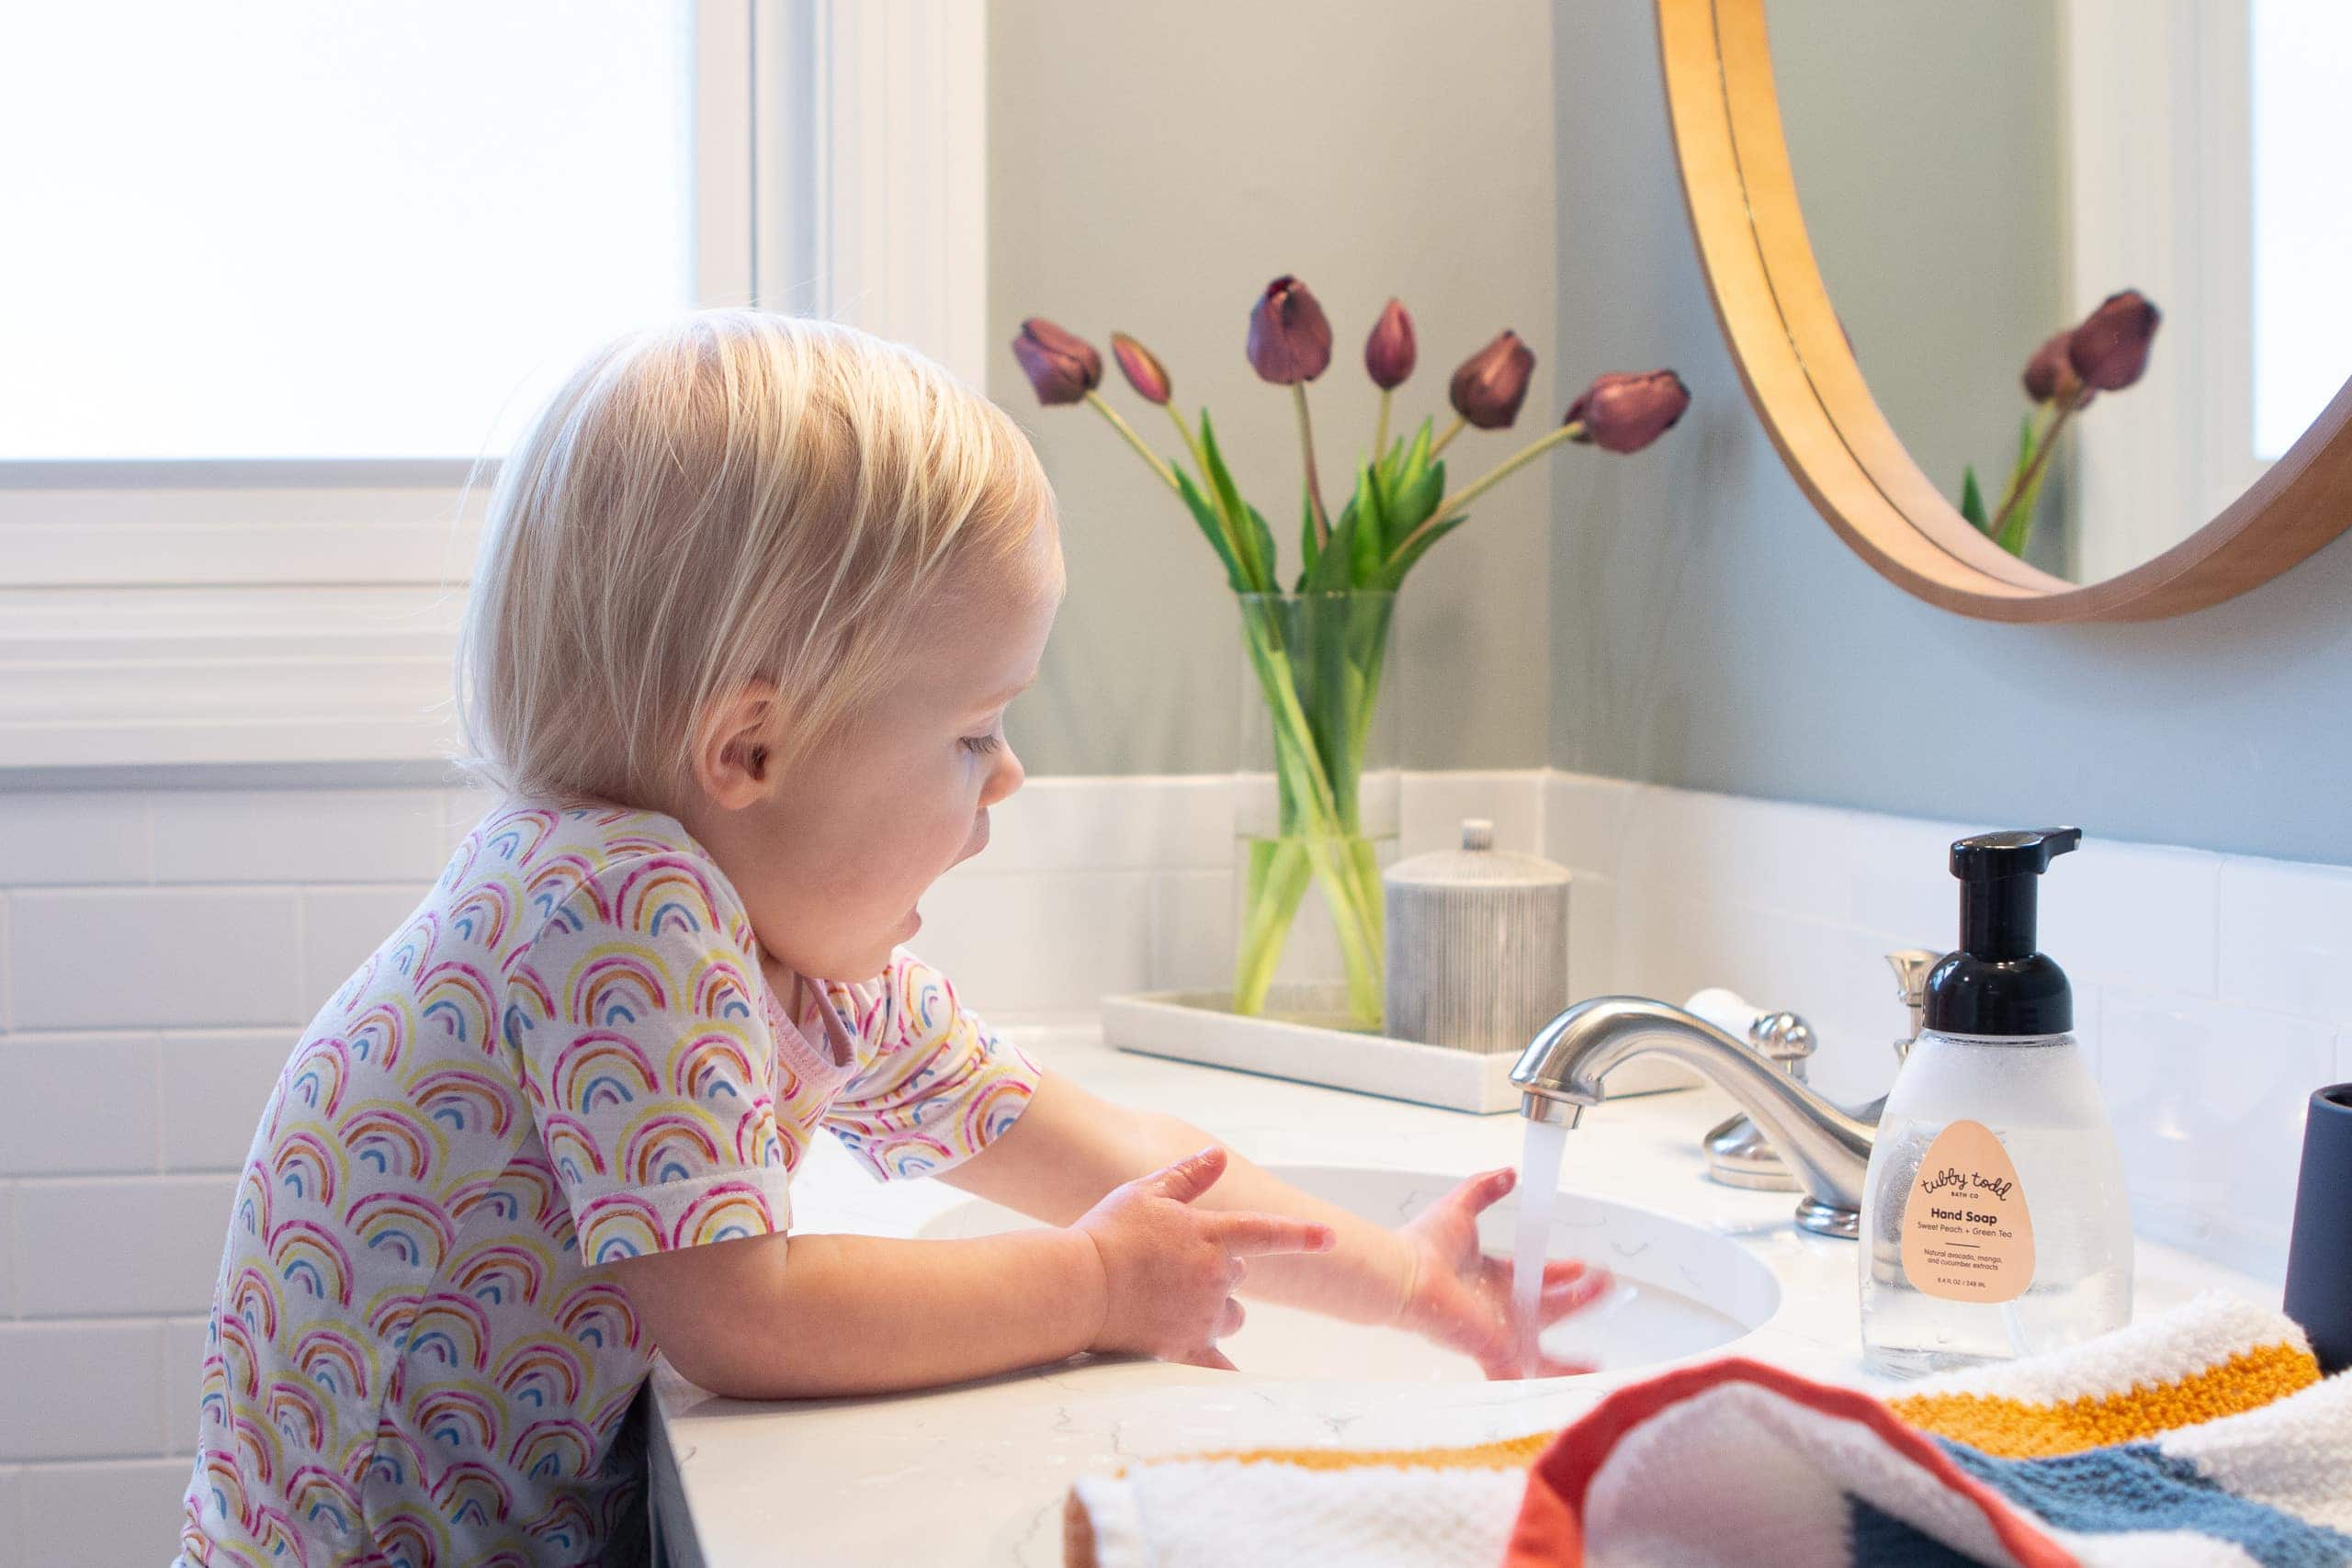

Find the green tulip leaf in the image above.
[
  {"left": 1349, "top": 462, "right": 1385, "bottom": 586},
  {"left": 1196, "top": 410, "right": 1272, "bottom": 590},
  {"left": 1960, "top": 465, "right": 1988, "bottom": 532},
  {"left": 1172, "top": 468, "right": 1248, "bottom": 591},
  {"left": 1391, "top": 460, "right": 1444, "bottom": 545},
  {"left": 1243, "top": 502, "right": 1278, "bottom": 594},
  {"left": 1304, "top": 490, "right": 1357, "bottom": 593},
  {"left": 1295, "top": 486, "right": 1322, "bottom": 592},
  {"left": 1381, "top": 513, "right": 1465, "bottom": 587},
  {"left": 1305, "top": 498, "right": 1357, "bottom": 593},
  {"left": 1995, "top": 414, "right": 2052, "bottom": 558}
]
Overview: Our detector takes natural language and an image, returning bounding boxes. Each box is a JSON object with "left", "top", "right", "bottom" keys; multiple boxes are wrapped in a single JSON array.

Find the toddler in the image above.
[{"left": 175, "top": 311, "right": 1603, "bottom": 1566}]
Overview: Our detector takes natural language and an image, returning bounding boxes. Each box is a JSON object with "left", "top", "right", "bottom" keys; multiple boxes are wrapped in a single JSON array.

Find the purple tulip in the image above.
[
  {"left": 1246, "top": 276, "right": 1333, "bottom": 385},
  {"left": 1012, "top": 318, "right": 1101, "bottom": 405},
  {"left": 1566, "top": 370, "right": 1691, "bottom": 454},
  {"left": 1363, "top": 299, "right": 1417, "bottom": 390},
  {"left": 1449, "top": 331, "right": 1535, "bottom": 429},
  {"left": 2022, "top": 330, "right": 2086, "bottom": 407},
  {"left": 1111, "top": 333, "right": 1171, "bottom": 406},
  {"left": 2066, "top": 290, "right": 2161, "bottom": 392}
]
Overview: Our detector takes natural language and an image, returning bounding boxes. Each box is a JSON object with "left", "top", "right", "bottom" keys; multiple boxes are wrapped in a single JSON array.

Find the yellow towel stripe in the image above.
[
  {"left": 1115, "top": 1428, "right": 1557, "bottom": 1479},
  {"left": 1889, "top": 1340, "right": 2320, "bottom": 1459}
]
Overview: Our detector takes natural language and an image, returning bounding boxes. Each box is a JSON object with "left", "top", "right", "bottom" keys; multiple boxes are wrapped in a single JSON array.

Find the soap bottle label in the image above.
[{"left": 1899, "top": 1119, "right": 2035, "bottom": 1303}]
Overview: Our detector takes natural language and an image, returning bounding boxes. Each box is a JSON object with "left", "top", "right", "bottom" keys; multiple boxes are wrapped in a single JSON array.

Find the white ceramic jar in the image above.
[{"left": 1382, "top": 818, "right": 1572, "bottom": 1053}]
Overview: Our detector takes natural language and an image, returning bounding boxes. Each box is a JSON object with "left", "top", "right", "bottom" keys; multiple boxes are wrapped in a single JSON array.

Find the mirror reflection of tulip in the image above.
[
  {"left": 2021, "top": 330, "right": 2086, "bottom": 409},
  {"left": 1973, "top": 288, "right": 2162, "bottom": 558},
  {"left": 2068, "top": 289, "right": 2161, "bottom": 393}
]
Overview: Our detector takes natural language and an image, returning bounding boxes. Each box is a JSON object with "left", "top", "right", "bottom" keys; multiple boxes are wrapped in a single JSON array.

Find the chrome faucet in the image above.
[{"left": 1510, "top": 997, "right": 1878, "bottom": 1238}]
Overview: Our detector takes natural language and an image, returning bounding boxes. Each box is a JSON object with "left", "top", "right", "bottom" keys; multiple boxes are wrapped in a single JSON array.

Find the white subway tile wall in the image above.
[
  {"left": 162, "top": 1318, "right": 209, "bottom": 1467},
  {"left": 0, "top": 1320, "right": 166, "bottom": 1462},
  {"left": 1538, "top": 772, "right": 2352, "bottom": 1281},
  {"left": 19, "top": 1459, "right": 194, "bottom": 1568},
  {"left": 2218, "top": 857, "right": 2352, "bottom": 1024},
  {"left": 0, "top": 1034, "right": 160, "bottom": 1177},
  {"left": 0, "top": 1463, "right": 22, "bottom": 1568},
  {"left": 9, "top": 887, "right": 303, "bottom": 1031},
  {"left": 1, "top": 772, "right": 2344, "bottom": 1555}
]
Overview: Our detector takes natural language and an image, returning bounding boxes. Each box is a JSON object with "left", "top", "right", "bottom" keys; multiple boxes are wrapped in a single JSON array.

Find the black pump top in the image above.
[{"left": 1924, "top": 828, "right": 2081, "bottom": 1036}]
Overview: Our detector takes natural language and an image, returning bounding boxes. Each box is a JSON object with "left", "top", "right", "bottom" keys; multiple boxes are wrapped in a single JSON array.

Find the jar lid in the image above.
[{"left": 1382, "top": 818, "right": 1572, "bottom": 889}]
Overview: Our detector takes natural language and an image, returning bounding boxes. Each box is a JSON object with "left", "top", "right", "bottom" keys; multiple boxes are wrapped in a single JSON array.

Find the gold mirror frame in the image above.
[{"left": 1657, "top": 0, "right": 2352, "bottom": 621}]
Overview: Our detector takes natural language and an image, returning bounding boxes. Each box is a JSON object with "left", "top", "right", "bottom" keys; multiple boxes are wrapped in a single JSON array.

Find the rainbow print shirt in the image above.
[{"left": 175, "top": 799, "right": 1041, "bottom": 1566}]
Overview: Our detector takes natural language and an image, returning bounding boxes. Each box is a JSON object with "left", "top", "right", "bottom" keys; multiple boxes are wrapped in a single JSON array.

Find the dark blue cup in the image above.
[{"left": 2283, "top": 1084, "right": 2352, "bottom": 1375}]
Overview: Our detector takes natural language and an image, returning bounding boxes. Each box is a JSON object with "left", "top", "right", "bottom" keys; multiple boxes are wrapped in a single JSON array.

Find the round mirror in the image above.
[{"left": 1658, "top": 0, "right": 2352, "bottom": 620}]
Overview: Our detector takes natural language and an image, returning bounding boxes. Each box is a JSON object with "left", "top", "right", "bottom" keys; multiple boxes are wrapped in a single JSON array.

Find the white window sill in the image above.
[
  {"left": 0, "top": 467, "right": 477, "bottom": 772},
  {"left": 0, "top": 583, "right": 464, "bottom": 770}
]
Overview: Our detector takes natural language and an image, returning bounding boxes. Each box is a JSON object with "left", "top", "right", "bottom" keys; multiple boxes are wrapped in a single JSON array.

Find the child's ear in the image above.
[{"left": 692, "top": 682, "right": 779, "bottom": 810}]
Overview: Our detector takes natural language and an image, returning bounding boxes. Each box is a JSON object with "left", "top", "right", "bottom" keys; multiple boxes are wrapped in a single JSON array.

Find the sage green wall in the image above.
[
  {"left": 1548, "top": 3, "right": 2352, "bottom": 866},
  {"left": 1770, "top": 4, "right": 2071, "bottom": 576},
  {"left": 988, "top": 0, "right": 1558, "bottom": 775}
]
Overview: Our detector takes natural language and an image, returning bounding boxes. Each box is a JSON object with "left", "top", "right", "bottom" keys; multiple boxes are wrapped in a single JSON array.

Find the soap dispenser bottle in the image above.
[{"left": 1859, "top": 829, "right": 2132, "bottom": 1378}]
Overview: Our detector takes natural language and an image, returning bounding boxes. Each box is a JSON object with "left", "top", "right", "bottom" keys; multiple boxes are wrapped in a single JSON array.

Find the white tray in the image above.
[{"left": 1101, "top": 986, "right": 1696, "bottom": 1116}]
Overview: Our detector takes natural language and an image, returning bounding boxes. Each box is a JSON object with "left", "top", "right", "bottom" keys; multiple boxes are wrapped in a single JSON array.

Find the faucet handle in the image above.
[
  {"left": 1749, "top": 1010, "right": 1816, "bottom": 1067},
  {"left": 1886, "top": 948, "right": 1941, "bottom": 1063},
  {"left": 1886, "top": 948, "right": 1941, "bottom": 1008},
  {"left": 1683, "top": 987, "right": 1815, "bottom": 1071}
]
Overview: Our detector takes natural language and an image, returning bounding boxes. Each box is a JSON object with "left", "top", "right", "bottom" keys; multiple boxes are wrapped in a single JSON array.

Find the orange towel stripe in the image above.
[
  {"left": 1119, "top": 1428, "right": 1557, "bottom": 1478},
  {"left": 1108, "top": 1332, "right": 2318, "bottom": 1482},
  {"left": 1888, "top": 1340, "right": 2321, "bottom": 1459}
]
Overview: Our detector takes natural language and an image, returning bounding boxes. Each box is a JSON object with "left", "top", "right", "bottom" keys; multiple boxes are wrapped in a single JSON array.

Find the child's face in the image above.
[{"left": 691, "top": 519, "right": 1063, "bottom": 983}]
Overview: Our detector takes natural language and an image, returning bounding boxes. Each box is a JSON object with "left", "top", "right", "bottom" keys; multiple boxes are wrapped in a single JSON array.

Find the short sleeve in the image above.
[
  {"left": 820, "top": 951, "right": 1041, "bottom": 1181},
  {"left": 509, "top": 852, "right": 794, "bottom": 1265}
]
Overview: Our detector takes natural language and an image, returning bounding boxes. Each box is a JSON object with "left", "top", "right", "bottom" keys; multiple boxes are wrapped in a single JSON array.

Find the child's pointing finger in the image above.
[{"left": 1208, "top": 1213, "right": 1337, "bottom": 1256}]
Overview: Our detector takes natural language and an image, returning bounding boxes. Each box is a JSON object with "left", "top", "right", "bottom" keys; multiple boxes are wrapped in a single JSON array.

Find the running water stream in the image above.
[{"left": 1510, "top": 1116, "right": 1568, "bottom": 1373}]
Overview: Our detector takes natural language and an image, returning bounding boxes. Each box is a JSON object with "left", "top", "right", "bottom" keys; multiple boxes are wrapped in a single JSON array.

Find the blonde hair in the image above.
[{"left": 455, "top": 310, "right": 1058, "bottom": 809}]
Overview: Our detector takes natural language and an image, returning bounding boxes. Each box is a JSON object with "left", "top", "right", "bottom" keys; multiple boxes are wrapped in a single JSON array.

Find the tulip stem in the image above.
[
  {"left": 1085, "top": 391, "right": 1180, "bottom": 494},
  {"left": 1373, "top": 389, "right": 1394, "bottom": 466},
  {"left": 1987, "top": 390, "right": 2080, "bottom": 550},
  {"left": 1165, "top": 403, "right": 1209, "bottom": 476},
  {"left": 1292, "top": 384, "right": 1330, "bottom": 546},
  {"left": 1429, "top": 414, "right": 1468, "bottom": 458},
  {"left": 1395, "top": 421, "right": 1583, "bottom": 562}
]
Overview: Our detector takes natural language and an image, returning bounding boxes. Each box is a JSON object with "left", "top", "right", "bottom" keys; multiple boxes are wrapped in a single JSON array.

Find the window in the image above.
[
  {"left": 1, "top": 3, "right": 704, "bottom": 463},
  {"left": 0, "top": 1, "right": 984, "bottom": 770},
  {"left": 2249, "top": 0, "right": 2352, "bottom": 461}
]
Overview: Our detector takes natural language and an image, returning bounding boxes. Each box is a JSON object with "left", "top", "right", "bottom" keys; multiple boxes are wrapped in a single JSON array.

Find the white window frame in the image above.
[
  {"left": 0, "top": 0, "right": 986, "bottom": 772},
  {"left": 2063, "top": 0, "right": 2266, "bottom": 583}
]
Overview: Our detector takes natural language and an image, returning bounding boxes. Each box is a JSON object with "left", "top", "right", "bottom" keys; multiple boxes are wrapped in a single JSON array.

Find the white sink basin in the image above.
[{"left": 917, "top": 1164, "right": 1781, "bottom": 1382}]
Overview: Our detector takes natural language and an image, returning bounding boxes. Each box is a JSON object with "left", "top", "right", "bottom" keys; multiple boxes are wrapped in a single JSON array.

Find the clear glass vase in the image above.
[{"left": 1231, "top": 591, "right": 1399, "bottom": 1031}]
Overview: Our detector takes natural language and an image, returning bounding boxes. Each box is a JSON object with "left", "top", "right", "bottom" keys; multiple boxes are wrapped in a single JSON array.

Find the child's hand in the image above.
[
  {"left": 1074, "top": 1145, "right": 1336, "bottom": 1370},
  {"left": 1393, "top": 1167, "right": 1611, "bottom": 1380}
]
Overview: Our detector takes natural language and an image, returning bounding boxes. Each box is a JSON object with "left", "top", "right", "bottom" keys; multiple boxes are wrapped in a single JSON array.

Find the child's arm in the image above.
[
  {"left": 610, "top": 1145, "right": 1333, "bottom": 1399},
  {"left": 615, "top": 1227, "right": 1096, "bottom": 1399},
  {"left": 940, "top": 1070, "right": 1415, "bottom": 1317},
  {"left": 940, "top": 1071, "right": 1608, "bottom": 1378}
]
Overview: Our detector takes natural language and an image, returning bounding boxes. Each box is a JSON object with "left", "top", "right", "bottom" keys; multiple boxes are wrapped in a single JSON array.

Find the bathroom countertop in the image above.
[{"left": 647, "top": 1024, "right": 2275, "bottom": 1567}]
